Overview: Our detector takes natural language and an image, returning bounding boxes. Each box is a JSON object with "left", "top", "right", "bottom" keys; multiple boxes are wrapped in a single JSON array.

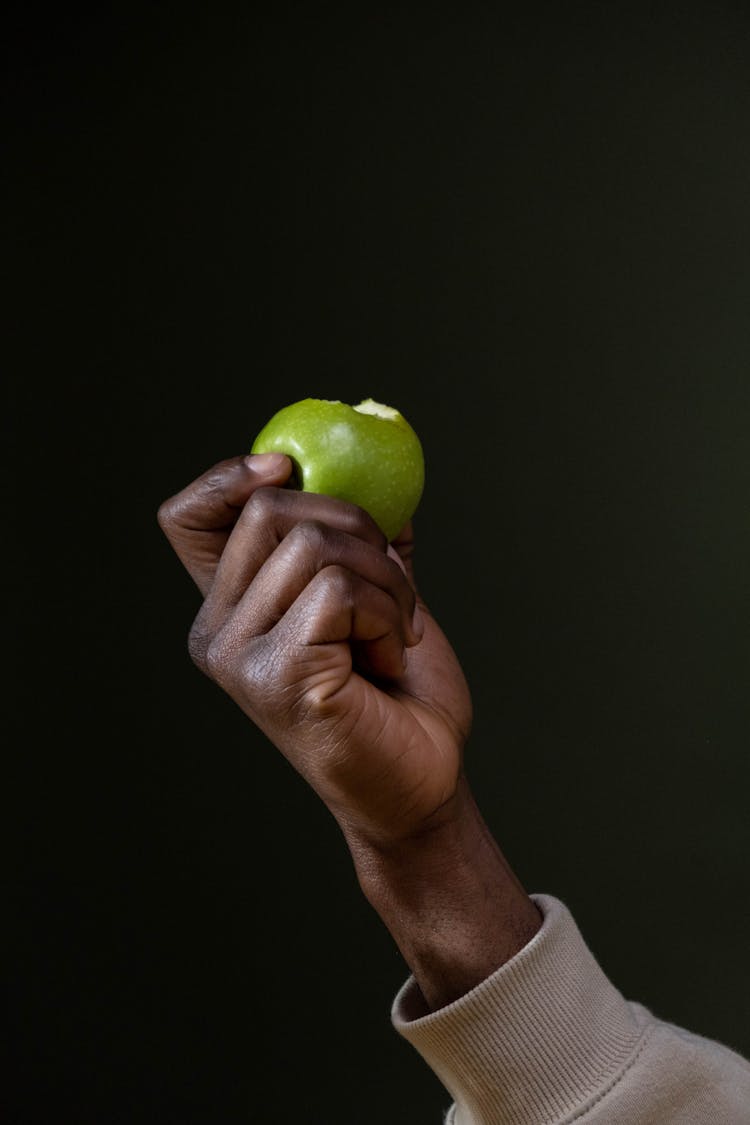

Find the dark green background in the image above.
[{"left": 8, "top": 3, "right": 750, "bottom": 1122}]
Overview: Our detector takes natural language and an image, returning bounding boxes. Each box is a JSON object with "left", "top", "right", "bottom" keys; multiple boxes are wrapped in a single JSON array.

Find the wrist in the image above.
[{"left": 344, "top": 775, "right": 542, "bottom": 1011}]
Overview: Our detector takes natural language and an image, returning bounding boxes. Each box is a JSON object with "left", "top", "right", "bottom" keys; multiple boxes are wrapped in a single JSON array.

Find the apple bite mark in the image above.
[{"left": 352, "top": 398, "right": 401, "bottom": 422}]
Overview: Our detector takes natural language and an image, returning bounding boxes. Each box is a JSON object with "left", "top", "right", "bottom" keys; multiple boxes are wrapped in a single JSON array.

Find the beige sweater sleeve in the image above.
[{"left": 392, "top": 894, "right": 750, "bottom": 1124}]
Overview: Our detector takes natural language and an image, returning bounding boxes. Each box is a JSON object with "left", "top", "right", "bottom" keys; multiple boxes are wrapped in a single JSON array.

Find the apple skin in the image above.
[{"left": 250, "top": 398, "right": 425, "bottom": 541}]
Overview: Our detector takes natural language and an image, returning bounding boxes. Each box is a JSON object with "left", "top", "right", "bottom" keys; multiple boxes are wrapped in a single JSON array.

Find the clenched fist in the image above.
[{"left": 157, "top": 452, "right": 473, "bottom": 853}]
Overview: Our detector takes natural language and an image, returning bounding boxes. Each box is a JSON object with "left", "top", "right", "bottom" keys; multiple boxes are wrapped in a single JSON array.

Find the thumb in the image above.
[{"left": 158, "top": 452, "right": 293, "bottom": 596}]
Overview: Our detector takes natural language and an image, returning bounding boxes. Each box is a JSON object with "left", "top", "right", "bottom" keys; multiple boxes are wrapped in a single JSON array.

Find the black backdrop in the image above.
[{"left": 7, "top": 4, "right": 750, "bottom": 1123}]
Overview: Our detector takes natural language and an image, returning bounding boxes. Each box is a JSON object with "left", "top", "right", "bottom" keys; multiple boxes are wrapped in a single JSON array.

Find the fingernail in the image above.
[
  {"left": 387, "top": 544, "right": 407, "bottom": 574},
  {"left": 412, "top": 605, "right": 425, "bottom": 640},
  {"left": 244, "top": 452, "right": 289, "bottom": 474}
]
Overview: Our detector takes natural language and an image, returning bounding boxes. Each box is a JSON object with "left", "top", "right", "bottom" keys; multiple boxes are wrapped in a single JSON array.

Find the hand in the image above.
[
  {"left": 159, "top": 451, "right": 540, "bottom": 1010},
  {"left": 158, "top": 452, "right": 473, "bottom": 853}
]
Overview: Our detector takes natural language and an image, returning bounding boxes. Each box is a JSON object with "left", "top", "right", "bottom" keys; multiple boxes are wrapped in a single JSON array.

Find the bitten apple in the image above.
[{"left": 250, "top": 397, "right": 425, "bottom": 541}]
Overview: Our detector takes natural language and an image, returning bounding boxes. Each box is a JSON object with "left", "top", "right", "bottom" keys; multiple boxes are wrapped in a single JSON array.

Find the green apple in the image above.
[{"left": 250, "top": 397, "right": 425, "bottom": 541}]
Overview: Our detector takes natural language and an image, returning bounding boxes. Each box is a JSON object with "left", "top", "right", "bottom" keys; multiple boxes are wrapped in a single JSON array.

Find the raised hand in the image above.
[{"left": 158, "top": 453, "right": 472, "bottom": 850}]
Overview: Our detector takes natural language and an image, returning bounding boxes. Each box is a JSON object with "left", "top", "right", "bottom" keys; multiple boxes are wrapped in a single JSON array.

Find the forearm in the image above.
[{"left": 345, "top": 774, "right": 542, "bottom": 1012}]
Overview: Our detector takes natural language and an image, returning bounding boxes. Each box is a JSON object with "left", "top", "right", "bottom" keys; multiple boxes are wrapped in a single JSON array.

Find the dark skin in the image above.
[{"left": 158, "top": 451, "right": 542, "bottom": 1012}]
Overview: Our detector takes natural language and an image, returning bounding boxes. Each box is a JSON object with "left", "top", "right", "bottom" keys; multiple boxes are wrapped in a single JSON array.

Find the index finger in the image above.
[{"left": 157, "top": 453, "right": 292, "bottom": 595}]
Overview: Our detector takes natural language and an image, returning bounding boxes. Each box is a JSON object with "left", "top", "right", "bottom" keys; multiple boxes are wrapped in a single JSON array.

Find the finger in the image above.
[
  {"left": 157, "top": 453, "right": 292, "bottom": 595},
  {"left": 275, "top": 564, "right": 409, "bottom": 683},
  {"left": 204, "top": 485, "right": 388, "bottom": 624},
  {"left": 199, "top": 519, "right": 421, "bottom": 649},
  {"left": 195, "top": 566, "right": 406, "bottom": 725}
]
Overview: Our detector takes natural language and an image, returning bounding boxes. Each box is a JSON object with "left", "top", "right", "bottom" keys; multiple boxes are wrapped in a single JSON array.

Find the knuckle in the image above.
[
  {"left": 241, "top": 641, "right": 283, "bottom": 699},
  {"left": 204, "top": 635, "right": 232, "bottom": 682},
  {"left": 245, "top": 485, "right": 280, "bottom": 521},
  {"left": 290, "top": 519, "right": 329, "bottom": 554},
  {"left": 187, "top": 620, "right": 212, "bottom": 672},
  {"left": 156, "top": 497, "right": 177, "bottom": 533},
  {"left": 346, "top": 505, "right": 387, "bottom": 548},
  {"left": 319, "top": 563, "right": 354, "bottom": 604}
]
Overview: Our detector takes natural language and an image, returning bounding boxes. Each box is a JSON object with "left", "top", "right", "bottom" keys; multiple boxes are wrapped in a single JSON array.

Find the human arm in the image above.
[
  {"left": 156, "top": 451, "right": 542, "bottom": 1013},
  {"left": 158, "top": 451, "right": 750, "bottom": 1123}
]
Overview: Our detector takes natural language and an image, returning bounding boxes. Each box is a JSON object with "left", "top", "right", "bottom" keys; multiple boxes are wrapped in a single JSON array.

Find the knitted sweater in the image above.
[{"left": 392, "top": 894, "right": 749, "bottom": 1123}]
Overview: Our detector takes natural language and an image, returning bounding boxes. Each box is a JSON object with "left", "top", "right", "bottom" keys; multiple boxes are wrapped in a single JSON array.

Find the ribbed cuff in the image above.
[{"left": 391, "top": 894, "right": 651, "bottom": 1125}]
